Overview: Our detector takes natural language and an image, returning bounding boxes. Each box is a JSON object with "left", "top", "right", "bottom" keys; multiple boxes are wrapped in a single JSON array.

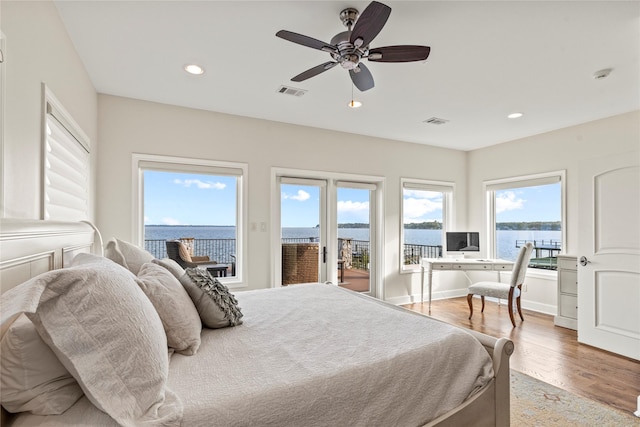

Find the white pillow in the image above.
[
  {"left": 136, "top": 262, "right": 202, "bottom": 355},
  {"left": 179, "top": 268, "right": 243, "bottom": 329},
  {"left": 104, "top": 238, "right": 154, "bottom": 275},
  {"left": 14, "top": 253, "right": 182, "bottom": 426},
  {"left": 152, "top": 258, "right": 186, "bottom": 281},
  {"left": 0, "top": 314, "right": 83, "bottom": 415}
]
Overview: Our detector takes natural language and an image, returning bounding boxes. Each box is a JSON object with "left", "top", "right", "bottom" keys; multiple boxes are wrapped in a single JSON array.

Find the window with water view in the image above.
[
  {"left": 488, "top": 173, "right": 563, "bottom": 270},
  {"left": 142, "top": 168, "right": 241, "bottom": 279},
  {"left": 401, "top": 180, "right": 453, "bottom": 269}
]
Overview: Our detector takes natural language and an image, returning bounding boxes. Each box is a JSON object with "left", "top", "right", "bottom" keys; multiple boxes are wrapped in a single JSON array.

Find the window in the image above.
[
  {"left": 42, "top": 85, "right": 90, "bottom": 221},
  {"left": 401, "top": 179, "right": 454, "bottom": 271},
  {"left": 484, "top": 171, "right": 565, "bottom": 270},
  {"left": 133, "top": 154, "right": 247, "bottom": 285}
]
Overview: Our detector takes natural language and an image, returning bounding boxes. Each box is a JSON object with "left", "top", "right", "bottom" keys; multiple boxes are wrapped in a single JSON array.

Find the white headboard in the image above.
[{"left": 0, "top": 219, "right": 97, "bottom": 294}]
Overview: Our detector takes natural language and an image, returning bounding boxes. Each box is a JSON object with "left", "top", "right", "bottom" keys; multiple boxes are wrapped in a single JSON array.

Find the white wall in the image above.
[
  {"left": 0, "top": 0, "right": 98, "bottom": 219},
  {"left": 97, "top": 94, "right": 468, "bottom": 297},
  {"left": 5, "top": 0, "right": 638, "bottom": 308},
  {"left": 466, "top": 111, "right": 640, "bottom": 313}
]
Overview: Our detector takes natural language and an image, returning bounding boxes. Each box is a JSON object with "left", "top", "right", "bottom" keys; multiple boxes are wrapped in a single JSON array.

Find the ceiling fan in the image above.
[{"left": 276, "top": 1, "right": 431, "bottom": 92}]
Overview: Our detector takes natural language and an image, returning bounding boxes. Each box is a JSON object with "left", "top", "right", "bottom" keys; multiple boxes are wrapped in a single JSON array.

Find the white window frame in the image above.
[
  {"left": 132, "top": 153, "right": 248, "bottom": 288},
  {"left": 41, "top": 84, "right": 91, "bottom": 221},
  {"left": 400, "top": 178, "right": 455, "bottom": 272},
  {"left": 484, "top": 170, "right": 566, "bottom": 270}
]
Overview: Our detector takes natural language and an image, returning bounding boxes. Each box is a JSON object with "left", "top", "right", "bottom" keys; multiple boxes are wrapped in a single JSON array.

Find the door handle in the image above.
[
  {"left": 579, "top": 256, "right": 591, "bottom": 267},
  {"left": 322, "top": 246, "right": 327, "bottom": 263}
]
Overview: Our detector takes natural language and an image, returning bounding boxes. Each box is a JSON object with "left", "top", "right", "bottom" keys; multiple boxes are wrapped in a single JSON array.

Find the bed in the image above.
[{"left": 0, "top": 219, "right": 514, "bottom": 426}]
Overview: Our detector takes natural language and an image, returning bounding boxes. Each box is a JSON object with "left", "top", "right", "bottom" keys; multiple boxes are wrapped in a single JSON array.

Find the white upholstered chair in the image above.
[{"left": 467, "top": 242, "right": 534, "bottom": 327}]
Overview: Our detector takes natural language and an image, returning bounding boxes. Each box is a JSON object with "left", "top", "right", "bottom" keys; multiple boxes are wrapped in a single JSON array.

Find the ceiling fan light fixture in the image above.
[{"left": 184, "top": 64, "right": 205, "bottom": 75}]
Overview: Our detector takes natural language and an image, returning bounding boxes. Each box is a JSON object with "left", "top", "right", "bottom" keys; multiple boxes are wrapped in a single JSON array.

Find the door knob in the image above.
[{"left": 579, "top": 256, "right": 591, "bottom": 266}]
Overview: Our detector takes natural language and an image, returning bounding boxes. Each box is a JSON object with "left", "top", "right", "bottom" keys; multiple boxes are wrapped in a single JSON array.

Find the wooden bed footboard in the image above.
[{"left": 425, "top": 332, "right": 514, "bottom": 427}]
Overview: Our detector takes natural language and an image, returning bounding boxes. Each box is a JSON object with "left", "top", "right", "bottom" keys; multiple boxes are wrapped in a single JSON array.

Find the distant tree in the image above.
[
  {"left": 403, "top": 221, "right": 442, "bottom": 230},
  {"left": 496, "top": 221, "right": 561, "bottom": 231}
]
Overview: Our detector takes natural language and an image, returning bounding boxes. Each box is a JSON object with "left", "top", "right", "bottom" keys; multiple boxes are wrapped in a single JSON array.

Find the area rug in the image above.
[{"left": 511, "top": 370, "right": 640, "bottom": 426}]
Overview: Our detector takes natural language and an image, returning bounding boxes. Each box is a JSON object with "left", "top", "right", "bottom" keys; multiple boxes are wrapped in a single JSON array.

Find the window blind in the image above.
[
  {"left": 403, "top": 181, "right": 454, "bottom": 193},
  {"left": 43, "top": 101, "right": 90, "bottom": 221},
  {"left": 485, "top": 174, "right": 561, "bottom": 192}
]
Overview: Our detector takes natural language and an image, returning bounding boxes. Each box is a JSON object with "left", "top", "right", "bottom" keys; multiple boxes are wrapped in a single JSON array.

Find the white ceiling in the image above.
[{"left": 53, "top": 1, "right": 639, "bottom": 151}]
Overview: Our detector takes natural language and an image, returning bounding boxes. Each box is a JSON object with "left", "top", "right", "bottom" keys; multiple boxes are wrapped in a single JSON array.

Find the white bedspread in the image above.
[{"left": 11, "top": 284, "right": 493, "bottom": 427}]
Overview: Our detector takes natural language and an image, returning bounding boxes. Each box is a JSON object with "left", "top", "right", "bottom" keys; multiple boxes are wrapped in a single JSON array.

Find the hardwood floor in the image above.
[{"left": 402, "top": 297, "right": 640, "bottom": 416}]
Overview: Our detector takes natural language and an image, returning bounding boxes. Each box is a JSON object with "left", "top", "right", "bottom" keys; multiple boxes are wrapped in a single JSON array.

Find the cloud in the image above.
[
  {"left": 496, "top": 191, "right": 525, "bottom": 213},
  {"left": 173, "top": 179, "right": 226, "bottom": 190},
  {"left": 162, "top": 217, "right": 181, "bottom": 225},
  {"left": 282, "top": 189, "right": 310, "bottom": 201},
  {"left": 338, "top": 200, "right": 370, "bottom": 222},
  {"left": 403, "top": 189, "right": 442, "bottom": 200},
  {"left": 337, "top": 200, "right": 369, "bottom": 213},
  {"left": 403, "top": 196, "right": 442, "bottom": 223}
]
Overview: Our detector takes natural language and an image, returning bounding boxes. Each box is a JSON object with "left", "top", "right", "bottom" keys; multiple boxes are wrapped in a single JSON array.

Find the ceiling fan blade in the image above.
[
  {"left": 368, "top": 45, "right": 431, "bottom": 62},
  {"left": 350, "top": 1, "right": 392, "bottom": 48},
  {"left": 291, "top": 61, "right": 338, "bottom": 82},
  {"left": 276, "top": 30, "right": 336, "bottom": 53},
  {"left": 350, "top": 63, "right": 374, "bottom": 91}
]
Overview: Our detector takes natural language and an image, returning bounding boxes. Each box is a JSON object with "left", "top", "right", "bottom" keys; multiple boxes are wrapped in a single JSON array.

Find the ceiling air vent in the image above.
[
  {"left": 423, "top": 117, "right": 449, "bottom": 125},
  {"left": 277, "top": 85, "right": 307, "bottom": 97}
]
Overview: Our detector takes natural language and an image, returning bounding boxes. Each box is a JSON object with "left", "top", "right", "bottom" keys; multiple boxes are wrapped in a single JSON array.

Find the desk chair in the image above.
[
  {"left": 166, "top": 240, "right": 217, "bottom": 269},
  {"left": 467, "top": 242, "right": 533, "bottom": 327}
]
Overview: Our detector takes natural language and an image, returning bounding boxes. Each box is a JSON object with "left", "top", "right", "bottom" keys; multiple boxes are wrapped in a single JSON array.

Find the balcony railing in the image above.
[
  {"left": 404, "top": 243, "right": 443, "bottom": 265},
  {"left": 146, "top": 238, "right": 442, "bottom": 269},
  {"left": 145, "top": 239, "right": 236, "bottom": 264}
]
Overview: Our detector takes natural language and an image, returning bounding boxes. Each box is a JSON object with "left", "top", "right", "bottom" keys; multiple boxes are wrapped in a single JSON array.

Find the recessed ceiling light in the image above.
[
  {"left": 508, "top": 112, "right": 524, "bottom": 119},
  {"left": 348, "top": 100, "right": 362, "bottom": 108},
  {"left": 184, "top": 64, "right": 205, "bottom": 75}
]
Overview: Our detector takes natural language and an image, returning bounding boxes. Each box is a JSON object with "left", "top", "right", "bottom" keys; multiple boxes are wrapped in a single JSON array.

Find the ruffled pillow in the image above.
[{"left": 179, "top": 268, "right": 243, "bottom": 329}]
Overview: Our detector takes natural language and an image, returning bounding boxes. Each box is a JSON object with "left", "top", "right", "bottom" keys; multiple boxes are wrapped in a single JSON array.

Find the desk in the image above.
[
  {"left": 420, "top": 258, "right": 514, "bottom": 311},
  {"left": 206, "top": 264, "right": 230, "bottom": 277}
]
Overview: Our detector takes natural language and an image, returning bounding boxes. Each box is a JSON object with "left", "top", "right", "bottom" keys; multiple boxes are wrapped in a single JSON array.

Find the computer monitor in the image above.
[{"left": 446, "top": 232, "right": 480, "bottom": 252}]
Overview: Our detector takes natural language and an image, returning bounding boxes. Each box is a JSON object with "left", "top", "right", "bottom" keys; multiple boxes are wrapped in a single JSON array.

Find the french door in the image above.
[
  {"left": 336, "top": 182, "right": 375, "bottom": 294},
  {"left": 279, "top": 178, "right": 328, "bottom": 285},
  {"left": 276, "top": 174, "right": 380, "bottom": 297}
]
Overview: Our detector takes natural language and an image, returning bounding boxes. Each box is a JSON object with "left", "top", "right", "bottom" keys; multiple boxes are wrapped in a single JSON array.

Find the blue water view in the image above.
[{"left": 145, "top": 226, "right": 561, "bottom": 262}]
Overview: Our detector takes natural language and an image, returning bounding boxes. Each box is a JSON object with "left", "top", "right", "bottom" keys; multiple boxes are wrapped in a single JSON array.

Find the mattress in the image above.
[{"left": 10, "top": 284, "right": 493, "bottom": 426}]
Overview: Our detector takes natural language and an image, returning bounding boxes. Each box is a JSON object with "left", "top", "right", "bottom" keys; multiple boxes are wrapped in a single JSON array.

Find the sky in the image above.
[{"left": 144, "top": 171, "right": 561, "bottom": 226}]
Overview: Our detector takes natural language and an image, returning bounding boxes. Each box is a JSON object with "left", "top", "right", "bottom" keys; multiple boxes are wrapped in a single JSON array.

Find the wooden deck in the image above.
[{"left": 338, "top": 267, "right": 370, "bottom": 292}]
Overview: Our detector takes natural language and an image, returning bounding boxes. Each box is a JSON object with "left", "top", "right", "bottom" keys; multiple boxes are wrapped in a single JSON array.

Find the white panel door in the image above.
[{"left": 578, "top": 151, "right": 640, "bottom": 361}]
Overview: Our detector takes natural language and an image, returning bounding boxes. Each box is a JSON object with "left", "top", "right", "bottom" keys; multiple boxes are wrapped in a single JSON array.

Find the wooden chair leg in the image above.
[
  {"left": 467, "top": 294, "right": 474, "bottom": 319},
  {"left": 480, "top": 296, "right": 485, "bottom": 313},
  {"left": 516, "top": 284, "right": 524, "bottom": 321},
  {"left": 507, "top": 287, "right": 516, "bottom": 327}
]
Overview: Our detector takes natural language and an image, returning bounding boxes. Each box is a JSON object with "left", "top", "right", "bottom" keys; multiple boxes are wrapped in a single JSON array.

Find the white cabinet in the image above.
[{"left": 555, "top": 255, "right": 578, "bottom": 330}]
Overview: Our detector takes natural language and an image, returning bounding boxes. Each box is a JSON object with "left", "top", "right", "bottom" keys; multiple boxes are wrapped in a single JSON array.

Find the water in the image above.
[{"left": 145, "top": 226, "right": 561, "bottom": 262}]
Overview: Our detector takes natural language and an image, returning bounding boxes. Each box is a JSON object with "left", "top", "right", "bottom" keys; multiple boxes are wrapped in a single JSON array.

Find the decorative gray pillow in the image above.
[{"left": 179, "top": 268, "right": 243, "bottom": 329}]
